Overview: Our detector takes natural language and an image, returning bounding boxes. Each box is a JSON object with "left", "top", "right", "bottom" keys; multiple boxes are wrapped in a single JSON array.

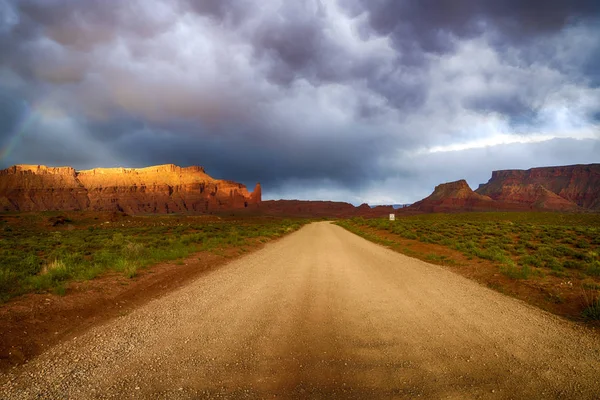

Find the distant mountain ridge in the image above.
[
  {"left": 412, "top": 164, "right": 599, "bottom": 212},
  {"left": 0, "top": 164, "right": 261, "bottom": 213},
  {"left": 0, "top": 163, "right": 597, "bottom": 216},
  {"left": 411, "top": 180, "right": 507, "bottom": 212},
  {"left": 475, "top": 164, "right": 600, "bottom": 210}
]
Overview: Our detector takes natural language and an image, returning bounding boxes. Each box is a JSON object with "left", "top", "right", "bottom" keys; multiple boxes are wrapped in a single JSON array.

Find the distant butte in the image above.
[
  {"left": 410, "top": 180, "right": 498, "bottom": 213},
  {"left": 475, "top": 164, "right": 599, "bottom": 210},
  {"left": 0, "top": 164, "right": 261, "bottom": 214},
  {"left": 411, "top": 164, "right": 599, "bottom": 212}
]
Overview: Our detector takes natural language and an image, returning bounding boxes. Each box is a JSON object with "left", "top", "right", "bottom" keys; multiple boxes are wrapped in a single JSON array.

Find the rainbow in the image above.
[{"left": 0, "top": 104, "right": 40, "bottom": 163}]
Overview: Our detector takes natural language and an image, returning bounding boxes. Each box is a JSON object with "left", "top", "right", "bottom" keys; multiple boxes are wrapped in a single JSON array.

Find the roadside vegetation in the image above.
[
  {"left": 0, "top": 213, "right": 306, "bottom": 302},
  {"left": 337, "top": 212, "right": 600, "bottom": 321}
]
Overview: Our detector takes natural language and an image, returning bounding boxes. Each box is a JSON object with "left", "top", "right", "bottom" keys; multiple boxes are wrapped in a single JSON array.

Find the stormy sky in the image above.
[{"left": 0, "top": 1, "right": 599, "bottom": 204}]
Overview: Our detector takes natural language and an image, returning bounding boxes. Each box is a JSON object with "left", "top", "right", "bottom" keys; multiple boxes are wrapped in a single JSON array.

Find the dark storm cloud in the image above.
[
  {"left": 107, "top": 121, "right": 393, "bottom": 192},
  {"left": 184, "top": 0, "right": 253, "bottom": 25},
  {"left": 464, "top": 92, "right": 541, "bottom": 127},
  {"left": 252, "top": 7, "right": 332, "bottom": 85},
  {"left": 581, "top": 39, "right": 600, "bottom": 87},
  {"left": 0, "top": 88, "right": 26, "bottom": 148},
  {"left": 0, "top": 0, "right": 598, "bottom": 203},
  {"left": 345, "top": 0, "right": 600, "bottom": 51}
]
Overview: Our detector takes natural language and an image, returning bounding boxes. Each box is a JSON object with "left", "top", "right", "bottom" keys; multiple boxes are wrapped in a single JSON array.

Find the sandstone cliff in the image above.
[
  {"left": 0, "top": 164, "right": 261, "bottom": 214},
  {"left": 476, "top": 164, "right": 598, "bottom": 210},
  {"left": 410, "top": 180, "right": 501, "bottom": 212}
]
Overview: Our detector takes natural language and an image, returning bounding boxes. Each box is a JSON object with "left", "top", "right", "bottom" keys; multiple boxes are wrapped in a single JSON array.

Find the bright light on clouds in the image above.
[{"left": 423, "top": 127, "right": 599, "bottom": 154}]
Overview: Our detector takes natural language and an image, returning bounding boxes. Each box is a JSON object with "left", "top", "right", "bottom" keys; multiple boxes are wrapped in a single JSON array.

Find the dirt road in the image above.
[{"left": 2, "top": 222, "right": 599, "bottom": 399}]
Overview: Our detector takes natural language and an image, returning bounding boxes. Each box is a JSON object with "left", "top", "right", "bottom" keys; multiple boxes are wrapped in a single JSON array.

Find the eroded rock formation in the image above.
[
  {"left": 410, "top": 180, "right": 500, "bottom": 212},
  {"left": 0, "top": 164, "right": 261, "bottom": 214},
  {"left": 411, "top": 164, "right": 599, "bottom": 213},
  {"left": 476, "top": 164, "right": 598, "bottom": 210}
]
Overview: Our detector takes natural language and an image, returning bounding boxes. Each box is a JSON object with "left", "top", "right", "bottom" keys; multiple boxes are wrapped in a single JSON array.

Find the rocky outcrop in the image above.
[
  {"left": 476, "top": 164, "right": 598, "bottom": 210},
  {"left": 0, "top": 165, "right": 89, "bottom": 211},
  {"left": 475, "top": 183, "right": 579, "bottom": 211},
  {"left": 410, "top": 180, "right": 501, "bottom": 212},
  {"left": 249, "top": 183, "right": 262, "bottom": 205},
  {"left": 0, "top": 164, "right": 261, "bottom": 214},
  {"left": 409, "top": 164, "right": 599, "bottom": 213}
]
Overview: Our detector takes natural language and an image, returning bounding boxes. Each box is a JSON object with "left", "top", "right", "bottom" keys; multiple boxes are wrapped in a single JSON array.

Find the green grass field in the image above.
[
  {"left": 0, "top": 214, "right": 307, "bottom": 302},
  {"left": 337, "top": 212, "right": 600, "bottom": 319}
]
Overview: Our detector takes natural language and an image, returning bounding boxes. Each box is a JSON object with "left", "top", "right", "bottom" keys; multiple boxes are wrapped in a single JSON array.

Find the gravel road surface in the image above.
[{"left": 1, "top": 222, "right": 599, "bottom": 399}]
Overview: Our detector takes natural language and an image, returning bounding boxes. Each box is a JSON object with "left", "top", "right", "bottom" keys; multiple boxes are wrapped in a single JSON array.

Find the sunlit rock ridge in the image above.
[{"left": 0, "top": 164, "right": 261, "bottom": 213}]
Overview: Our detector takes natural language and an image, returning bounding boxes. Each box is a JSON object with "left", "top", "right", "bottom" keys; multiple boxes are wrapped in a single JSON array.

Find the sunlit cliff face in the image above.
[{"left": 0, "top": 0, "right": 599, "bottom": 204}]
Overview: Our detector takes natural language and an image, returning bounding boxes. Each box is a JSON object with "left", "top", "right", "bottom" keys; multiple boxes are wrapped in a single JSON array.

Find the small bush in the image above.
[
  {"left": 546, "top": 258, "right": 563, "bottom": 271},
  {"left": 520, "top": 255, "right": 542, "bottom": 268},
  {"left": 0, "top": 269, "right": 17, "bottom": 299},
  {"left": 525, "top": 242, "right": 539, "bottom": 251},
  {"left": 563, "top": 260, "right": 586, "bottom": 270},
  {"left": 500, "top": 261, "right": 531, "bottom": 280},
  {"left": 583, "top": 282, "right": 600, "bottom": 291},
  {"left": 52, "top": 283, "right": 66, "bottom": 296},
  {"left": 23, "top": 254, "right": 42, "bottom": 276},
  {"left": 575, "top": 240, "right": 590, "bottom": 249},
  {"left": 586, "top": 260, "right": 600, "bottom": 277},
  {"left": 582, "top": 290, "right": 600, "bottom": 320},
  {"left": 426, "top": 254, "right": 443, "bottom": 262},
  {"left": 42, "top": 259, "right": 71, "bottom": 282},
  {"left": 123, "top": 242, "right": 146, "bottom": 258}
]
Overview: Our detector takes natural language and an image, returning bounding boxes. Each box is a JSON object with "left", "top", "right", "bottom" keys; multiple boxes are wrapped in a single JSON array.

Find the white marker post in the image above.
[{"left": 389, "top": 213, "right": 395, "bottom": 221}]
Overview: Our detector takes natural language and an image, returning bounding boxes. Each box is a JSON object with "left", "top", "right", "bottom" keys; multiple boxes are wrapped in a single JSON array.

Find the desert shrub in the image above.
[
  {"left": 500, "top": 261, "right": 531, "bottom": 280},
  {"left": 77, "top": 264, "right": 105, "bottom": 281},
  {"left": 563, "top": 260, "right": 586, "bottom": 270},
  {"left": 402, "top": 231, "right": 418, "bottom": 240},
  {"left": 476, "top": 246, "right": 511, "bottom": 263},
  {"left": 519, "top": 233, "right": 532, "bottom": 241},
  {"left": 511, "top": 245, "right": 527, "bottom": 256},
  {"left": 520, "top": 255, "right": 542, "bottom": 268},
  {"left": 561, "top": 237, "right": 575, "bottom": 245},
  {"left": 440, "top": 238, "right": 454, "bottom": 246},
  {"left": 0, "top": 269, "right": 17, "bottom": 300},
  {"left": 110, "top": 233, "right": 125, "bottom": 247},
  {"left": 587, "top": 260, "right": 600, "bottom": 277},
  {"left": 553, "top": 245, "right": 575, "bottom": 258},
  {"left": 525, "top": 242, "right": 539, "bottom": 251},
  {"left": 44, "top": 259, "right": 71, "bottom": 282},
  {"left": 582, "top": 290, "right": 600, "bottom": 320},
  {"left": 575, "top": 240, "right": 590, "bottom": 249},
  {"left": 583, "top": 301, "right": 600, "bottom": 320},
  {"left": 22, "top": 254, "right": 43, "bottom": 276},
  {"left": 426, "top": 254, "right": 443, "bottom": 262},
  {"left": 52, "top": 283, "right": 66, "bottom": 296},
  {"left": 545, "top": 258, "right": 564, "bottom": 271},
  {"left": 583, "top": 282, "right": 600, "bottom": 291},
  {"left": 540, "top": 235, "right": 554, "bottom": 244},
  {"left": 571, "top": 251, "right": 589, "bottom": 261},
  {"left": 115, "top": 259, "right": 137, "bottom": 278}
]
